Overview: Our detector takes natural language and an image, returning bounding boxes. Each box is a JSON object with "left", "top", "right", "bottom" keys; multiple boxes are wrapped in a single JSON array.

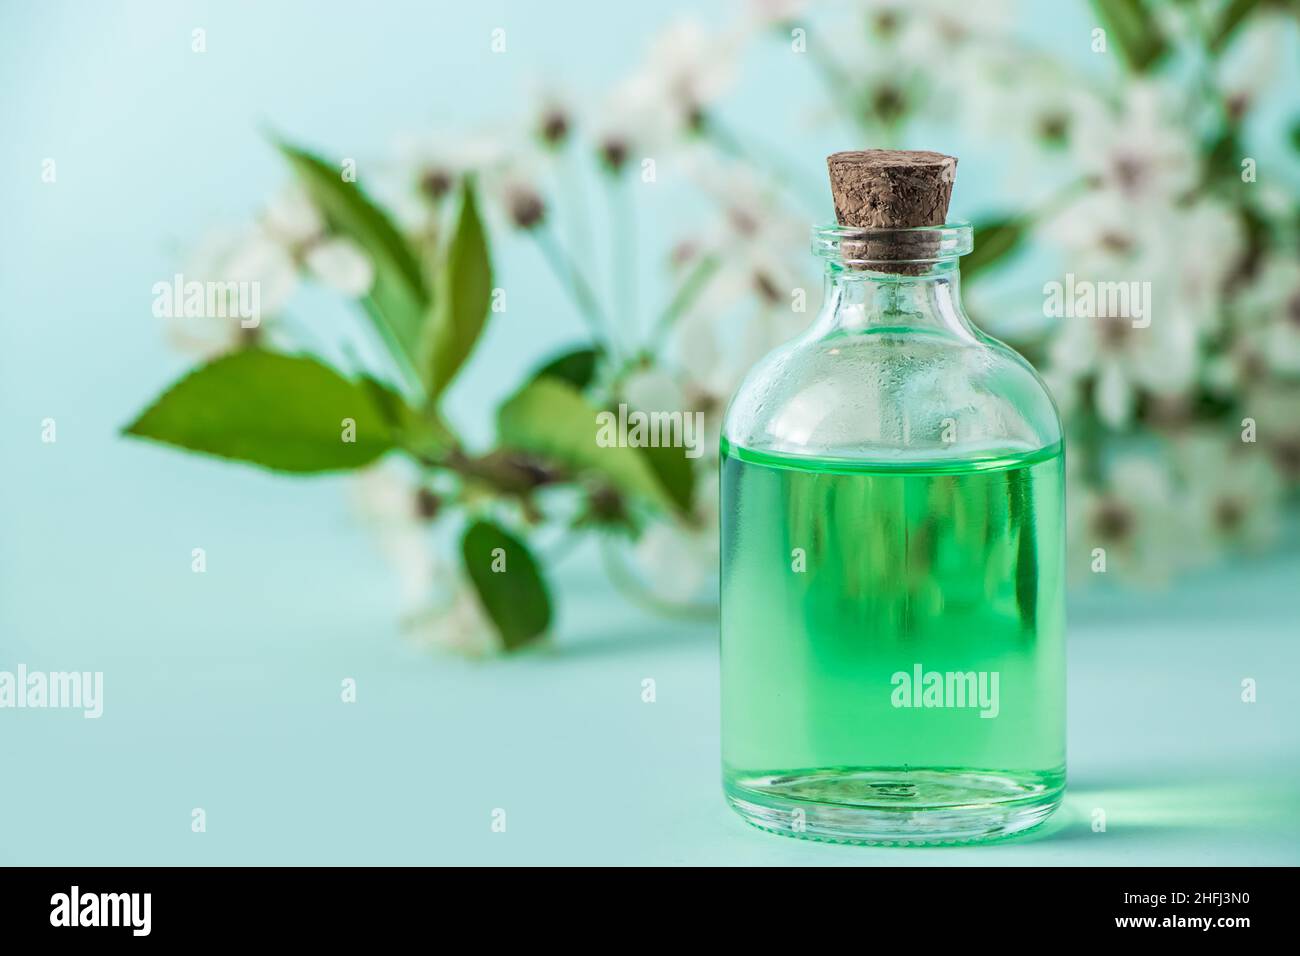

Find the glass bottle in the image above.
[{"left": 719, "top": 218, "right": 1066, "bottom": 844}]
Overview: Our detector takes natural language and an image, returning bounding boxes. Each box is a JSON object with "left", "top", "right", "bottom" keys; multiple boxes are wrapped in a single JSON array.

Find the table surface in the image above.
[{"left": 4, "top": 451, "right": 1298, "bottom": 866}]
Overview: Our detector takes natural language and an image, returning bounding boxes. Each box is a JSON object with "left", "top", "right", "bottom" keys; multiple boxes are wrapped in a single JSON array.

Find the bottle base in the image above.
[{"left": 724, "top": 767, "right": 1064, "bottom": 845}]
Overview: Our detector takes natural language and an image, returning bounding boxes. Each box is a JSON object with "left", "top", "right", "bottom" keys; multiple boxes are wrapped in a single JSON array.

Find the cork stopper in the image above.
[{"left": 826, "top": 149, "right": 957, "bottom": 272}]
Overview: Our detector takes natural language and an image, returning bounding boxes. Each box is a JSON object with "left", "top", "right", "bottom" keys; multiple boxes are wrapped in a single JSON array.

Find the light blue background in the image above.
[{"left": 2, "top": 1, "right": 1297, "bottom": 864}]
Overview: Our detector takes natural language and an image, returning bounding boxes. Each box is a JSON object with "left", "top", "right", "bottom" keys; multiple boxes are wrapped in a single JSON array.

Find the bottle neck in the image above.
[{"left": 812, "top": 259, "right": 978, "bottom": 342}]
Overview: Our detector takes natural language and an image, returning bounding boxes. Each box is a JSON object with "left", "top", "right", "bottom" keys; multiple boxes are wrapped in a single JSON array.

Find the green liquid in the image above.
[{"left": 720, "top": 439, "right": 1066, "bottom": 843}]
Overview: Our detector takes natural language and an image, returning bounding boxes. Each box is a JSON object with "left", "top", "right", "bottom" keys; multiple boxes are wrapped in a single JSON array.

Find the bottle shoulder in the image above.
[{"left": 721, "top": 326, "right": 1063, "bottom": 462}]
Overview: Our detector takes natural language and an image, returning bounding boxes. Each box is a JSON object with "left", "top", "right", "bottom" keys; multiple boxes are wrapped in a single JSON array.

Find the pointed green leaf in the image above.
[
  {"left": 637, "top": 443, "right": 696, "bottom": 514},
  {"left": 530, "top": 346, "right": 603, "bottom": 390},
  {"left": 962, "top": 217, "right": 1030, "bottom": 280},
  {"left": 497, "top": 378, "right": 676, "bottom": 512},
  {"left": 124, "top": 351, "right": 402, "bottom": 473},
  {"left": 423, "top": 181, "right": 493, "bottom": 397},
  {"left": 277, "top": 141, "right": 429, "bottom": 360},
  {"left": 1209, "top": 0, "right": 1262, "bottom": 53},
  {"left": 461, "top": 519, "right": 551, "bottom": 650}
]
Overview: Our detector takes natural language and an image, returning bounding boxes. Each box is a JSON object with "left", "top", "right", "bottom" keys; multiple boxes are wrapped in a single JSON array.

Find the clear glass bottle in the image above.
[{"left": 719, "top": 221, "right": 1066, "bottom": 844}]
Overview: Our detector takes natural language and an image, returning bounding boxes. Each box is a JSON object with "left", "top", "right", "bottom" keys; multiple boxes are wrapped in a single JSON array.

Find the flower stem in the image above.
[
  {"left": 607, "top": 173, "right": 637, "bottom": 336},
  {"left": 541, "top": 528, "right": 583, "bottom": 564},
  {"left": 702, "top": 116, "right": 822, "bottom": 209},
  {"left": 647, "top": 252, "right": 720, "bottom": 352},
  {"left": 532, "top": 225, "right": 617, "bottom": 357},
  {"left": 556, "top": 148, "right": 593, "bottom": 266}
]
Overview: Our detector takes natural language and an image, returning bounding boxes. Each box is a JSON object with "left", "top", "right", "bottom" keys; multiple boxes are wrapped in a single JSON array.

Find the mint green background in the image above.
[{"left": 2, "top": 1, "right": 1298, "bottom": 864}]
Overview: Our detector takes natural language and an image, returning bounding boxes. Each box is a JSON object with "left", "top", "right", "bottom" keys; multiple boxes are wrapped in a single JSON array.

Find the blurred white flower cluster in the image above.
[
  {"left": 172, "top": 186, "right": 374, "bottom": 356},
  {"left": 162, "top": 1, "right": 1299, "bottom": 653},
  {"left": 740, "top": 0, "right": 1300, "bottom": 589}
]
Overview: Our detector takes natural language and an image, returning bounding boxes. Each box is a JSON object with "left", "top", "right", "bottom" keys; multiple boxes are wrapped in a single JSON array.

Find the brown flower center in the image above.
[
  {"left": 414, "top": 488, "right": 440, "bottom": 521},
  {"left": 1099, "top": 231, "right": 1134, "bottom": 255},
  {"left": 600, "top": 137, "right": 629, "bottom": 172},
  {"left": 1286, "top": 291, "right": 1300, "bottom": 329},
  {"left": 1214, "top": 497, "right": 1245, "bottom": 533},
  {"left": 1093, "top": 500, "right": 1134, "bottom": 542},
  {"left": 872, "top": 11, "right": 900, "bottom": 35},
  {"left": 870, "top": 85, "right": 907, "bottom": 124},
  {"left": 508, "top": 189, "right": 546, "bottom": 229},
  {"left": 1112, "top": 154, "right": 1149, "bottom": 195},
  {"left": 1272, "top": 439, "right": 1300, "bottom": 481},
  {"left": 540, "top": 110, "right": 569, "bottom": 146},
  {"left": 753, "top": 271, "right": 782, "bottom": 305},
  {"left": 420, "top": 168, "right": 452, "bottom": 201},
  {"left": 1097, "top": 314, "right": 1132, "bottom": 350}
]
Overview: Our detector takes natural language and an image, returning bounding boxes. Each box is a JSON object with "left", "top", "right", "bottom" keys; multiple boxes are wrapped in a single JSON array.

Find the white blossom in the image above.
[
  {"left": 1047, "top": 277, "right": 1199, "bottom": 429},
  {"left": 373, "top": 130, "right": 515, "bottom": 239},
  {"left": 1068, "top": 457, "right": 1191, "bottom": 586},
  {"left": 1176, "top": 433, "right": 1283, "bottom": 558},
  {"left": 606, "top": 19, "right": 740, "bottom": 147},
  {"left": 168, "top": 186, "right": 373, "bottom": 358},
  {"left": 631, "top": 478, "right": 720, "bottom": 604},
  {"left": 405, "top": 575, "right": 501, "bottom": 658},
  {"left": 1069, "top": 82, "right": 1198, "bottom": 207},
  {"left": 352, "top": 464, "right": 503, "bottom": 655},
  {"left": 352, "top": 463, "right": 440, "bottom": 611},
  {"left": 1216, "top": 12, "right": 1290, "bottom": 118},
  {"left": 1234, "top": 256, "right": 1300, "bottom": 377}
]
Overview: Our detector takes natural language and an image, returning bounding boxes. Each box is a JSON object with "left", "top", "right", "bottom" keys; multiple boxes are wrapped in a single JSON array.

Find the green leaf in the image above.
[
  {"left": 497, "top": 378, "right": 676, "bottom": 512},
  {"left": 277, "top": 140, "right": 429, "bottom": 361},
  {"left": 1209, "top": 0, "right": 1262, "bottom": 53},
  {"left": 422, "top": 180, "right": 493, "bottom": 398},
  {"left": 1089, "top": 0, "right": 1169, "bottom": 72},
  {"left": 1235, "top": 202, "right": 1274, "bottom": 276},
  {"left": 124, "top": 351, "right": 402, "bottom": 473},
  {"left": 461, "top": 519, "right": 551, "bottom": 650},
  {"left": 1203, "top": 128, "right": 1244, "bottom": 187},
  {"left": 358, "top": 374, "right": 452, "bottom": 459},
  {"left": 530, "top": 346, "right": 603, "bottom": 390},
  {"left": 962, "top": 217, "right": 1029, "bottom": 280},
  {"left": 637, "top": 443, "right": 696, "bottom": 514}
]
